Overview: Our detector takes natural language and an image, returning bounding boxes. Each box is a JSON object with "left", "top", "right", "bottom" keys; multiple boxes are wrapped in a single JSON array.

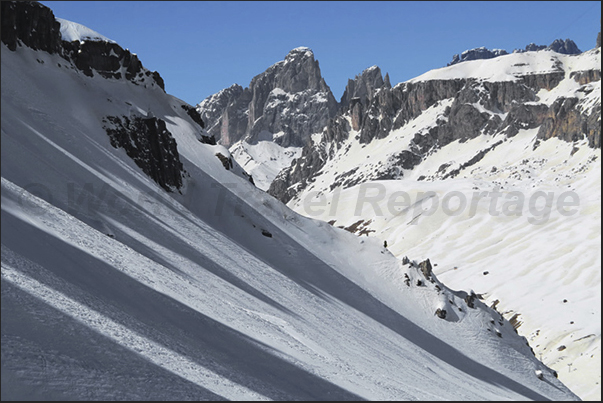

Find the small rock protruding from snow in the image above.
[{"left": 419, "top": 258, "right": 433, "bottom": 282}]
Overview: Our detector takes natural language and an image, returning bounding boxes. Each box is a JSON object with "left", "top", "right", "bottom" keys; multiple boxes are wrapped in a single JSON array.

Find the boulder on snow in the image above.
[
  {"left": 215, "top": 153, "right": 233, "bottom": 170},
  {"left": 419, "top": 259, "right": 433, "bottom": 282}
]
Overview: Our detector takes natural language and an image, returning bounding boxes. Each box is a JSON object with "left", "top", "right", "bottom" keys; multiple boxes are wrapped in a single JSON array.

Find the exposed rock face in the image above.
[
  {"left": 537, "top": 97, "right": 601, "bottom": 148},
  {"left": 62, "top": 40, "right": 164, "bottom": 89},
  {"left": 547, "top": 39, "right": 581, "bottom": 55},
  {"left": 198, "top": 84, "right": 251, "bottom": 147},
  {"left": 103, "top": 115, "right": 184, "bottom": 192},
  {"left": 501, "top": 104, "right": 549, "bottom": 137},
  {"left": 196, "top": 47, "right": 338, "bottom": 148},
  {"left": 215, "top": 153, "right": 234, "bottom": 171},
  {"left": 448, "top": 39, "right": 582, "bottom": 67},
  {"left": 180, "top": 104, "right": 205, "bottom": 128},
  {"left": 419, "top": 259, "right": 433, "bottom": 282},
  {"left": 340, "top": 65, "right": 391, "bottom": 110},
  {"left": 520, "top": 72, "right": 566, "bottom": 92},
  {"left": 2, "top": 1, "right": 164, "bottom": 90},
  {"left": 435, "top": 308, "right": 447, "bottom": 319},
  {"left": 518, "top": 43, "right": 548, "bottom": 53},
  {"left": 2, "top": 1, "right": 183, "bottom": 193},
  {"left": 269, "top": 62, "right": 601, "bottom": 203},
  {"left": 570, "top": 70, "right": 601, "bottom": 85},
  {"left": 448, "top": 47, "right": 508, "bottom": 66},
  {"left": 1, "top": 1, "right": 62, "bottom": 53}
]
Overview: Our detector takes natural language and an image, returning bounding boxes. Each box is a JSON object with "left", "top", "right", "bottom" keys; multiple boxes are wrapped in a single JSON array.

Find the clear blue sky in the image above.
[{"left": 41, "top": 1, "right": 601, "bottom": 106}]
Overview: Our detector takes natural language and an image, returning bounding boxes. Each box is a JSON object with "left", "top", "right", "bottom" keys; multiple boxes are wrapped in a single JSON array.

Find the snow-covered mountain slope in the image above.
[
  {"left": 414, "top": 47, "right": 599, "bottom": 83},
  {"left": 291, "top": 131, "right": 601, "bottom": 400},
  {"left": 1, "top": 2, "right": 579, "bottom": 400},
  {"left": 57, "top": 18, "right": 116, "bottom": 43},
  {"left": 446, "top": 38, "right": 582, "bottom": 67},
  {"left": 281, "top": 48, "right": 601, "bottom": 400},
  {"left": 229, "top": 139, "right": 302, "bottom": 191}
]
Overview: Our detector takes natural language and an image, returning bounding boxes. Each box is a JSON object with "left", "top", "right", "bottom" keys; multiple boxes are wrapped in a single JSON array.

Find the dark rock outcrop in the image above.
[
  {"left": 269, "top": 60, "right": 602, "bottom": 203},
  {"left": 197, "top": 84, "right": 252, "bottom": 147},
  {"left": 197, "top": 85, "right": 243, "bottom": 130},
  {"left": 449, "top": 39, "right": 581, "bottom": 68},
  {"left": 103, "top": 115, "right": 184, "bottom": 192},
  {"left": 419, "top": 259, "right": 433, "bottom": 282},
  {"left": 215, "top": 153, "right": 234, "bottom": 171},
  {"left": 340, "top": 66, "right": 391, "bottom": 110},
  {"left": 520, "top": 72, "right": 566, "bottom": 92},
  {"left": 392, "top": 79, "right": 467, "bottom": 130},
  {"left": 517, "top": 43, "right": 548, "bottom": 53},
  {"left": 61, "top": 40, "right": 164, "bottom": 90},
  {"left": 570, "top": 70, "right": 601, "bottom": 85},
  {"left": 537, "top": 97, "right": 600, "bottom": 148},
  {"left": 180, "top": 104, "right": 205, "bottom": 128},
  {"left": 547, "top": 39, "right": 581, "bottom": 55},
  {"left": 196, "top": 47, "right": 338, "bottom": 148},
  {"left": 2, "top": 1, "right": 165, "bottom": 90},
  {"left": 515, "top": 39, "right": 582, "bottom": 55},
  {"left": 501, "top": 104, "right": 549, "bottom": 137},
  {"left": 448, "top": 47, "right": 508, "bottom": 66},
  {"left": 1, "top": 1, "right": 62, "bottom": 53}
]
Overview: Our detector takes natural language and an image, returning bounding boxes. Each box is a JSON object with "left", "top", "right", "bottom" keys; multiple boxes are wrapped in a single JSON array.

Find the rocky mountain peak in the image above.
[
  {"left": 284, "top": 46, "right": 314, "bottom": 61},
  {"left": 449, "top": 39, "right": 583, "bottom": 67},
  {"left": 547, "top": 38, "right": 581, "bottom": 54},
  {"left": 264, "top": 46, "right": 331, "bottom": 94},
  {"left": 197, "top": 47, "right": 338, "bottom": 148},
  {"left": 340, "top": 65, "right": 391, "bottom": 109},
  {"left": 1, "top": 1, "right": 165, "bottom": 90},
  {"left": 447, "top": 47, "right": 509, "bottom": 66}
]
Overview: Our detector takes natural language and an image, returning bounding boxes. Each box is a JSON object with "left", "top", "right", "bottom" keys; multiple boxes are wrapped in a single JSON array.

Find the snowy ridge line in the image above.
[{"left": 56, "top": 18, "right": 116, "bottom": 43}]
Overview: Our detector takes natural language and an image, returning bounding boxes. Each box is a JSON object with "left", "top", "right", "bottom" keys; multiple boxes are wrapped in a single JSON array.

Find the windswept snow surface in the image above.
[
  {"left": 1, "top": 44, "right": 579, "bottom": 400},
  {"left": 56, "top": 18, "right": 116, "bottom": 43}
]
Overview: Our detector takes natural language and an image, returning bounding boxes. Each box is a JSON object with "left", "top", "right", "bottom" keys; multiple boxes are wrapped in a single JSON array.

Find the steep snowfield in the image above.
[
  {"left": 230, "top": 139, "right": 302, "bottom": 191},
  {"left": 1, "top": 39, "right": 578, "bottom": 400},
  {"left": 289, "top": 49, "right": 601, "bottom": 400}
]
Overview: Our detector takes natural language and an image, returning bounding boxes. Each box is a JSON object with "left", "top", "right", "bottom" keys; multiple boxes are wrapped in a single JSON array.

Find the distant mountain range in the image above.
[
  {"left": 196, "top": 18, "right": 601, "bottom": 401},
  {"left": 447, "top": 38, "right": 582, "bottom": 66}
]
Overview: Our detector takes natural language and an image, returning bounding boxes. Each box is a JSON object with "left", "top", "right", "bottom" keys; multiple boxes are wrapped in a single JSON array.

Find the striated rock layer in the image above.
[{"left": 268, "top": 49, "right": 601, "bottom": 203}]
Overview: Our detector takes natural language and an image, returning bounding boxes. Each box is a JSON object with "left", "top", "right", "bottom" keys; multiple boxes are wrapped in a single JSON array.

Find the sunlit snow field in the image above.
[{"left": 0, "top": 29, "right": 582, "bottom": 400}]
